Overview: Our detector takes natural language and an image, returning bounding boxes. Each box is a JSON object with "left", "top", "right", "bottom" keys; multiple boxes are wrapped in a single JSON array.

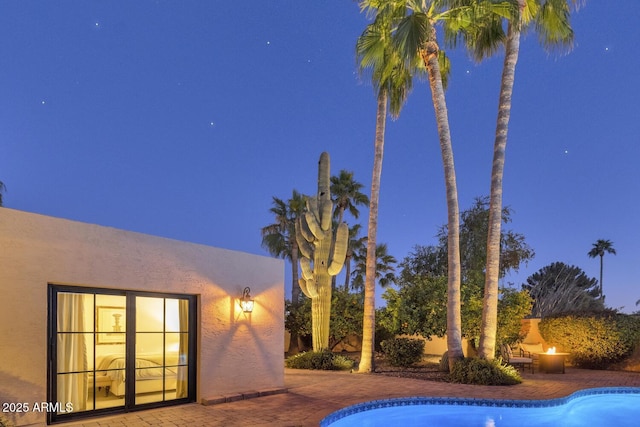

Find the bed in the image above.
[{"left": 91, "top": 353, "right": 178, "bottom": 397}]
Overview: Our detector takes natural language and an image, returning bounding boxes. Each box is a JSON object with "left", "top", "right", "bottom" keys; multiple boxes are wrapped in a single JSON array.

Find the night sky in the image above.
[{"left": 1, "top": 2, "right": 638, "bottom": 312}]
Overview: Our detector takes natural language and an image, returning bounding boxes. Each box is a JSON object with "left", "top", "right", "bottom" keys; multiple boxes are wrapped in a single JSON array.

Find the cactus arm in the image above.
[
  {"left": 299, "top": 278, "right": 312, "bottom": 298},
  {"left": 307, "top": 198, "right": 318, "bottom": 216},
  {"left": 296, "top": 220, "right": 315, "bottom": 259},
  {"left": 299, "top": 277, "right": 319, "bottom": 298},
  {"left": 300, "top": 257, "right": 314, "bottom": 281},
  {"left": 304, "top": 211, "right": 326, "bottom": 241},
  {"left": 320, "top": 200, "right": 333, "bottom": 231},
  {"left": 297, "top": 212, "right": 316, "bottom": 243},
  {"left": 328, "top": 222, "right": 349, "bottom": 276}
]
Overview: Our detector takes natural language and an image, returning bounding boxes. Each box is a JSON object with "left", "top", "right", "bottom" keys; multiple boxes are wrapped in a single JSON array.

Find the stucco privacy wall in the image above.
[{"left": 0, "top": 207, "right": 284, "bottom": 426}]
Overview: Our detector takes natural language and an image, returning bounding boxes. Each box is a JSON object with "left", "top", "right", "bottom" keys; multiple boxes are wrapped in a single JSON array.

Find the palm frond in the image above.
[
  {"left": 394, "top": 12, "right": 431, "bottom": 63},
  {"left": 535, "top": 0, "right": 574, "bottom": 54}
]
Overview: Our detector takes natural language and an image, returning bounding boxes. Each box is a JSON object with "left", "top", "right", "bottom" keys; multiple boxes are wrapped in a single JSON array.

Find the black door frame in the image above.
[{"left": 47, "top": 284, "right": 197, "bottom": 425}]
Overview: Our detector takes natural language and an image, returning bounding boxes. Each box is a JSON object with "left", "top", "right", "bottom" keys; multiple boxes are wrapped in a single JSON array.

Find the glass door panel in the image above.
[
  {"left": 136, "top": 296, "right": 164, "bottom": 332},
  {"left": 56, "top": 292, "right": 94, "bottom": 415},
  {"left": 135, "top": 296, "right": 166, "bottom": 404},
  {"left": 92, "top": 294, "right": 126, "bottom": 412},
  {"left": 134, "top": 295, "right": 190, "bottom": 404}
]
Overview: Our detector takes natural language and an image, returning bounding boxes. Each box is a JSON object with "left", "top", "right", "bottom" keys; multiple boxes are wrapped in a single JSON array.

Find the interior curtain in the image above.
[
  {"left": 176, "top": 299, "right": 189, "bottom": 398},
  {"left": 57, "top": 293, "right": 88, "bottom": 411}
]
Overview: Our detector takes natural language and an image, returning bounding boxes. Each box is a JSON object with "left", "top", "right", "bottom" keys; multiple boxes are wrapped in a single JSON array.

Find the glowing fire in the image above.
[{"left": 547, "top": 347, "right": 556, "bottom": 354}]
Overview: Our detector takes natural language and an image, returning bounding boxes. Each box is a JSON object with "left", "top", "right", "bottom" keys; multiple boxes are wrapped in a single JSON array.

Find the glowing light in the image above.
[
  {"left": 240, "top": 287, "right": 254, "bottom": 313},
  {"left": 547, "top": 347, "right": 556, "bottom": 354}
]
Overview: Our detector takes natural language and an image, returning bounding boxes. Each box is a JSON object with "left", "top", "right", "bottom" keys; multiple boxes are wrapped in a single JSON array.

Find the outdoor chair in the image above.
[
  {"left": 518, "top": 342, "right": 544, "bottom": 369},
  {"left": 501, "top": 344, "right": 534, "bottom": 373}
]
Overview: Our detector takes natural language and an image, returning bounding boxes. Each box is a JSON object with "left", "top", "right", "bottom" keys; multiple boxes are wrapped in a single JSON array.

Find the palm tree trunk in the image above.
[
  {"left": 289, "top": 243, "right": 301, "bottom": 353},
  {"left": 599, "top": 254, "right": 604, "bottom": 298},
  {"left": 291, "top": 243, "right": 301, "bottom": 305},
  {"left": 422, "top": 31, "right": 463, "bottom": 370},
  {"left": 358, "top": 88, "right": 387, "bottom": 373},
  {"left": 479, "top": 22, "right": 521, "bottom": 360},
  {"left": 343, "top": 253, "right": 352, "bottom": 290}
]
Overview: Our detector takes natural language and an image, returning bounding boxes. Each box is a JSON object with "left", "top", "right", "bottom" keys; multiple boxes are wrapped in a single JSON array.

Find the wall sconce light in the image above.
[{"left": 240, "top": 287, "right": 254, "bottom": 313}]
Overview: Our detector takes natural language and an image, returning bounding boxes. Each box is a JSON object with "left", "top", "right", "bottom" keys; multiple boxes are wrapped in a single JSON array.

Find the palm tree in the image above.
[
  {"left": 331, "top": 170, "right": 370, "bottom": 225},
  {"left": 343, "top": 224, "right": 367, "bottom": 290},
  {"left": 330, "top": 170, "right": 369, "bottom": 289},
  {"left": 355, "top": 7, "right": 413, "bottom": 373},
  {"left": 363, "top": 0, "right": 511, "bottom": 369},
  {"left": 351, "top": 243, "right": 397, "bottom": 291},
  {"left": 476, "top": 0, "right": 579, "bottom": 360},
  {"left": 261, "top": 190, "right": 306, "bottom": 304},
  {"left": 588, "top": 239, "right": 616, "bottom": 299},
  {"left": 0, "top": 180, "right": 6, "bottom": 206}
]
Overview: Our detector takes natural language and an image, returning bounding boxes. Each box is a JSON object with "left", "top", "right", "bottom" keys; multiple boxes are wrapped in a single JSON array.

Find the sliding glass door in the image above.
[
  {"left": 133, "top": 296, "right": 190, "bottom": 404},
  {"left": 48, "top": 286, "right": 196, "bottom": 424}
]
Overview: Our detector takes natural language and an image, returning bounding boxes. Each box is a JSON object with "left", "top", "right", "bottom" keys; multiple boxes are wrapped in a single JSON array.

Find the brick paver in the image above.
[{"left": 63, "top": 368, "right": 640, "bottom": 427}]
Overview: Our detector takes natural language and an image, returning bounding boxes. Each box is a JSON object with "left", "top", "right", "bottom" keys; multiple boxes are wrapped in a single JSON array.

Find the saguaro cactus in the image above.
[{"left": 296, "top": 152, "right": 348, "bottom": 351}]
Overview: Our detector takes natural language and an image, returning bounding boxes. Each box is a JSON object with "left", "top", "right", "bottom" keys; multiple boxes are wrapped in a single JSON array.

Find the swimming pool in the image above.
[{"left": 320, "top": 387, "right": 640, "bottom": 427}]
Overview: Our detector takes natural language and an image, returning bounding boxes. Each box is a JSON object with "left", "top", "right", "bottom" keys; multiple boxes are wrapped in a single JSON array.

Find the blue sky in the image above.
[{"left": 1, "top": 2, "right": 638, "bottom": 312}]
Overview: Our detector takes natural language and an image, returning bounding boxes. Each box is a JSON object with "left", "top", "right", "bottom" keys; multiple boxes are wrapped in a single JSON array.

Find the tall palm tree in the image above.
[
  {"left": 474, "top": 0, "right": 580, "bottom": 360},
  {"left": 261, "top": 190, "right": 306, "bottom": 304},
  {"left": 588, "top": 239, "right": 616, "bottom": 299},
  {"left": 355, "top": 6, "right": 414, "bottom": 373},
  {"left": 0, "top": 180, "right": 6, "bottom": 206},
  {"left": 351, "top": 243, "right": 397, "bottom": 291},
  {"left": 364, "top": 0, "right": 511, "bottom": 369},
  {"left": 331, "top": 170, "right": 370, "bottom": 225}
]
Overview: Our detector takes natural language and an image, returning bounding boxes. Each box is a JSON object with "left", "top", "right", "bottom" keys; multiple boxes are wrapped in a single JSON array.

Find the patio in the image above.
[{"left": 64, "top": 367, "right": 640, "bottom": 426}]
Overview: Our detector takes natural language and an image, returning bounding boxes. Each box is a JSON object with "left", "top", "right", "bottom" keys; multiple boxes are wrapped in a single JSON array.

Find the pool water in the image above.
[{"left": 320, "top": 388, "right": 640, "bottom": 427}]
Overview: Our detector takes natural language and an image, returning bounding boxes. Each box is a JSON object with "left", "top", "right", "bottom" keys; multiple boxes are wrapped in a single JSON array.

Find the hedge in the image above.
[{"left": 539, "top": 311, "right": 640, "bottom": 369}]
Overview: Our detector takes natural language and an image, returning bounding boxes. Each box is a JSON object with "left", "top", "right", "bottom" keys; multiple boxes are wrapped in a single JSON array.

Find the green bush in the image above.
[
  {"left": 284, "top": 350, "right": 355, "bottom": 370},
  {"left": 450, "top": 357, "right": 522, "bottom": 385},
  {"left": 539, "top": 312, "right": 640, "bottom": 369},
  {"left": 381, "top": 337, "right": 425, "bottom": 367}
]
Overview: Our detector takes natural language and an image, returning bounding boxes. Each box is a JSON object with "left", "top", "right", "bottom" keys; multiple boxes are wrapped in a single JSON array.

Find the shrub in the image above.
[
  {"left": 539, "top": 312, "right": 640, "bottom": 369},
  {"left": 284, "top": 350, "right": 354, "bottom": 370},
  {"left": 449, "top": 357, "right": 522, "bottom": 385},
  {"left": 381, "top": 337, "right": 425, "bottom": 367}
]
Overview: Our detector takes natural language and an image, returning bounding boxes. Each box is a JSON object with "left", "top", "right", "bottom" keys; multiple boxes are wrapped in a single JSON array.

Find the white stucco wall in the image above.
[{"left": 0, "top": 207, "right": 284, "bottom": 426}]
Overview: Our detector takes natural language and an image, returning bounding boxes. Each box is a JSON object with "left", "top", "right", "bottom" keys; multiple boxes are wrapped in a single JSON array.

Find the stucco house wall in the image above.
[{"left": 0, "top": 207, "right": 284, "bottom": 426}]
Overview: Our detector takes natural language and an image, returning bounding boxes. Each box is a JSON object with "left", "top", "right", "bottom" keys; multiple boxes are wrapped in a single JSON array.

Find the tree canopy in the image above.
[
  {"left": 403, "top": 196, "right": 535, "bottom": 286},
  {"left": 522, "top": 262, "right": 604, "bottom": 317}
]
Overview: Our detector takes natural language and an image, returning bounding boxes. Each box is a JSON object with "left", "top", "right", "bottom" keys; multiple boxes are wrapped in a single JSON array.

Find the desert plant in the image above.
[
  {"left": 449, "top": 357, "right": 522, "bottom": 385},
  {"left": 539, "top": 311, "right": 640, "bottom": 369},
  {"left": 296, "top": 152, "right": 349, "bottom": 351},
  {"left": 285, "top": 350, "right": 354, "bottom": 371},
  {"left": 381, "top": 337, "right": 425, "bottom": 367}
]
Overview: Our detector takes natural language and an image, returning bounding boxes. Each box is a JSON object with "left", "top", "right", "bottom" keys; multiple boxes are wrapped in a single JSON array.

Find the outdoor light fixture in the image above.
[{"left": 240, "top": 287, "right": 254, "bottom": 313}]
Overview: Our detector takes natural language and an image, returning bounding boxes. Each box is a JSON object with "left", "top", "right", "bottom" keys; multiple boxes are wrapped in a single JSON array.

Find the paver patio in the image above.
[{"left": 64, "top": 367, "right": 640, "bottom": 427}]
